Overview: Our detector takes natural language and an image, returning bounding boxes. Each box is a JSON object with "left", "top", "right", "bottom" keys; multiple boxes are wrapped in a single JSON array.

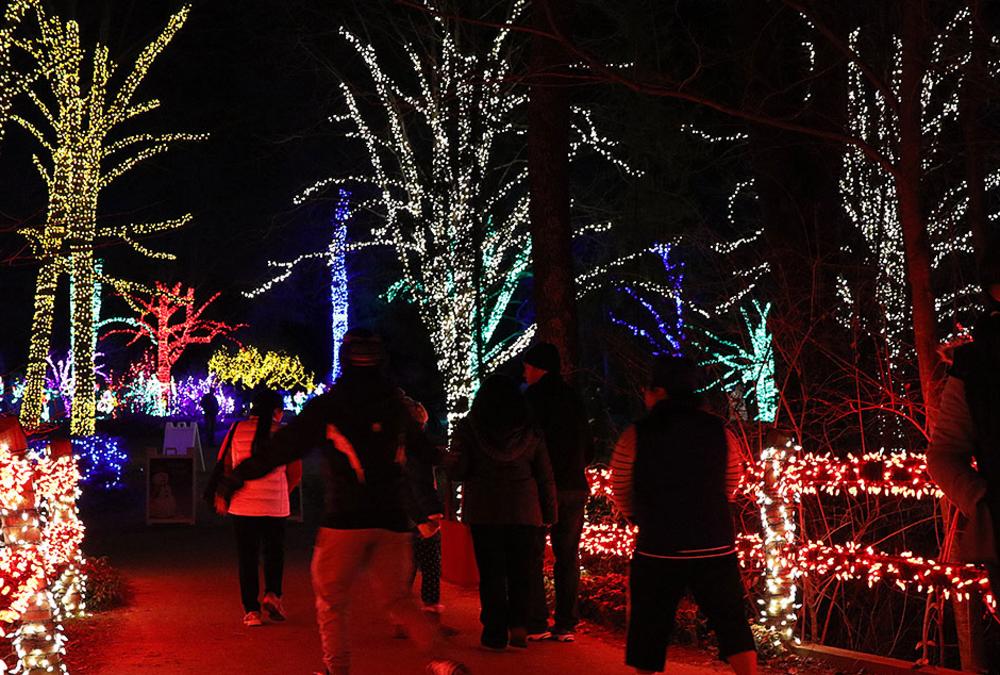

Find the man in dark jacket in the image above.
[
  {"left": 522, "top": 342, "right": 594, "bottom": 642},
  {"left": 217, "top": 330, "right": 466, "bottom": 675},
  {"left": 611, "top": 356, "right": 755, "bottom": 675}
]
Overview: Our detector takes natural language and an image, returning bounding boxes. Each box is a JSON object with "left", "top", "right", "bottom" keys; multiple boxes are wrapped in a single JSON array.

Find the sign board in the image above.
[
  {"left": 146, "top": 455, "right": 196, "bottom": 525},
  {"left": 163, "top": 421, "right": 205, "bottom": 471}
]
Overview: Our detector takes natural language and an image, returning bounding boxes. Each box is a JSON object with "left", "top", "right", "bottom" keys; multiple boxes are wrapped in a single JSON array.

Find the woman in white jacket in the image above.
[{"left": 215, "top": 390, "right": 302, "bottom": 627}]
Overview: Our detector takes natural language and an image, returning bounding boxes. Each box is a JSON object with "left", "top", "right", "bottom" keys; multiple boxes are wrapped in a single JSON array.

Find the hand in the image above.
[
  {"left": 417, "top": 520, "right": 441, "bottom": 539},
  {"left": 214, "top": 495, "right": 228, "bottom": 516}
]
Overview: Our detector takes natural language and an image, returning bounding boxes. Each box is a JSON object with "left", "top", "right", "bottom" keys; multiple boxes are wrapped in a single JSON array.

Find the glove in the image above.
[{"left": 216, "top": 474, "right": 245, "bottom": 502}]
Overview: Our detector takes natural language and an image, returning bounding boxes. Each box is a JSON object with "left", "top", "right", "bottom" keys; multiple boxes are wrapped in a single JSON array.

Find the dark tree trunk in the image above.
[
  {"left": 741, "top": 1, "right": 850, "bottom": 430},
  {"left": 898, "top": 0, "right": 942, "bottom": 425},
  {"left": 528, "top": 0, "right": 579, "bottom": 375}
]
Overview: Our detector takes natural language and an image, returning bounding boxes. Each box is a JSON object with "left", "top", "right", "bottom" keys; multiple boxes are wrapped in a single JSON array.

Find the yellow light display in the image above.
[
  {"left": 0, "top": 0, "right": 37, "bottom": 143},
  {"left": 14, "top": 4, "right": 205, "bottom": 436},
  {"left": 209, "top": 346, "right": 316, "bottom": 392}
]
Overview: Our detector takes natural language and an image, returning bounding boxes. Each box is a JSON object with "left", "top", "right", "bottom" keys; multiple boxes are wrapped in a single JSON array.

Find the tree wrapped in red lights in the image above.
[{"left": 103, "top": 282, "right": 244, "bottom": 406}]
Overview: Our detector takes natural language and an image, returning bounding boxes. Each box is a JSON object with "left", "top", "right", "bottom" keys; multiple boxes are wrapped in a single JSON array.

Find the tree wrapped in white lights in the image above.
[
  {"left": 838, "top": 8, "right": 1000, "bottom": 380},
  {"left": 14, "top": 5, "right": 205, "bottom": 436},
  {"left": 297, "top": 0, "right": 632, "bottom": 426}
]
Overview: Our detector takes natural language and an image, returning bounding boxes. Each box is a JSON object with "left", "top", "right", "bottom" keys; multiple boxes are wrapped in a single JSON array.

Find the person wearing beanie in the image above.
[
  {"left": 215, "top": 328, "right": 467, "bottom": 675},
  {"left": 610, "top": 356, "right": 755, "bottom": 675},
  {"left": 521, "top": 341, "right": 594, "bottom": 642},
  {"left": 928, "top": 240, "right": 1000, "bottom": 671}
]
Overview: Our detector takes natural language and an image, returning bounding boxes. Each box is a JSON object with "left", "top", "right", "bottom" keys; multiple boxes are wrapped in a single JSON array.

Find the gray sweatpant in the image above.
[{"left": 311, "top": 527, "right": 437, "bottom": 673}]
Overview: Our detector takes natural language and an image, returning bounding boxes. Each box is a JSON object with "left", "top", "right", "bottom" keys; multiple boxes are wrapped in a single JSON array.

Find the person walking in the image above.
[
  {"left": 928, "top": 248, "right": 1000, "bottom": 672},
  {"left": 213, "top": 389, "right": 301, "bottom": 627},
  {"left": 201, "top": 388, "right": 220, "bottom": 447},
  {"left": 522, "top": 342, "right": 594, "bottom": 642},
  {"left": 216, "top": 329, "right": 467, "bottom": 675},
  {"left": 611, "top": 356, "right": 756, "bottom": 675},
  {"left": 397, "top": 389, "right": 454, "bottom": 636},
  {"left": 447, "top": 375, "right": 556, "bottom": 651}
]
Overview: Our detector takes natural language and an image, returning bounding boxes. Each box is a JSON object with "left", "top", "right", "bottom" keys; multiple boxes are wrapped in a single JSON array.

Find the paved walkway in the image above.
[{"left": 65, "top": 515, "right": 739, "bottom": 675}]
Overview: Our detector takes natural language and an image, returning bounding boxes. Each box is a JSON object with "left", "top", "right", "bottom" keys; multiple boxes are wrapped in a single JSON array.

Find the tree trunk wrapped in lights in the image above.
[
  {"left": 13, "top": 4, "right": 205, "bottom": 435},
  {"left": 0, "top": 420, "right": 86, "bottom": 674}
]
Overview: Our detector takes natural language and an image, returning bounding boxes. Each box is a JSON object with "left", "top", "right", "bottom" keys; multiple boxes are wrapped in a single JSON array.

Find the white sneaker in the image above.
[
  {"left": 262, "top": 592, "right": 286, "bottom": 622},
  {"left": 426, "top": 660, "right": 469, "bottom": 674},
  {"left": 242, "top": 611, "right": 263, "bottom": 627}
]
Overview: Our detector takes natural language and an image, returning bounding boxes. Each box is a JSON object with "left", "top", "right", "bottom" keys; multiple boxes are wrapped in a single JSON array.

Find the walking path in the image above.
[{"left": 66, "top": 515, "right": 739, "bottom": 674}]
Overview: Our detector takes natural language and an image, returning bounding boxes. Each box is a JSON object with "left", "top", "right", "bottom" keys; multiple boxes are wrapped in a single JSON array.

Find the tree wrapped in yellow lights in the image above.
[
  {"left": 13, "top": 4, "right": 205, "bottom": 437},
  {"left": 209, "top": 346, "right": 316, "bottom": 392},
  {"left": 0, "top": 0, "right": 37, "bottom": 143}
]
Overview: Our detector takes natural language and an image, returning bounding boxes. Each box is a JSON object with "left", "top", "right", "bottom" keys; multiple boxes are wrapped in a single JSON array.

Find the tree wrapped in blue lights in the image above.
[
  {"left": 247, "top": 189, "right": 353, "bottom": 381},
  {"left": 609, "top": 243, "right": 685, "bottom": 356}
]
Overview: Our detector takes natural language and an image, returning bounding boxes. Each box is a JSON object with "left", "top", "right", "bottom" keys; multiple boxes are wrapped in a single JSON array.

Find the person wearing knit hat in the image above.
[
  {"left": 522, "top": 342, "right": 561, "bottom": 376},
  {"left": 339, "top": 328, "right": 386, "bottom": 369},
  {"left": 521, "top": 342, "right": 594, "bottom": 643},
  {"left": 216, "top": 329, "right": 467, "bottom": 675}
]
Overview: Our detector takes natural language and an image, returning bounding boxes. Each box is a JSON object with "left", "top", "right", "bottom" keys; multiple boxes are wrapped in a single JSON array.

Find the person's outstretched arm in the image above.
[{"left": 610, "top": 425, "right": 637, "bottom": 521}]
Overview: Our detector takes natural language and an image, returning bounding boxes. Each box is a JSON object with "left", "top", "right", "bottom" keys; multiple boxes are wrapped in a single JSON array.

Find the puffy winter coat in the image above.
[{"left": 447, "top": 420, "right": 556, "bottom": 527}]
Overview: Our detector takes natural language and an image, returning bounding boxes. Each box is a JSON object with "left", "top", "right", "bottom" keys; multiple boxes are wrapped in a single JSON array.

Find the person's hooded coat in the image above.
[{"left": 447, "top": 419, "right": 556, "bottom": 527}]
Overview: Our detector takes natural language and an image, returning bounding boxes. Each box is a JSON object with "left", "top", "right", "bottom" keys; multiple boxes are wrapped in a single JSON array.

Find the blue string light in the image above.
[
  {"left": 609, "top": 243, "right": 685, "bottom": 356},
  {"left": 71, "top": 434, "right": 129, "bottom": 490},
  {"left": 330, "top": 189, "right": 351, "bottom": 380}
]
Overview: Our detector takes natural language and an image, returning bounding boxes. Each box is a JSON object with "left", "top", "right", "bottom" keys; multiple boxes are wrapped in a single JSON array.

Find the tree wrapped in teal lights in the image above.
[{"left": 699, "top": 300, "right": 777, "bottom": 423}]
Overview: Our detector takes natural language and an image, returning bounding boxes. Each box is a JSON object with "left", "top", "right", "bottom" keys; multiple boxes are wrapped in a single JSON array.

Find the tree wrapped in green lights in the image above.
[{"left": 13, "top": 4, "right": 205, "bottom": 435}]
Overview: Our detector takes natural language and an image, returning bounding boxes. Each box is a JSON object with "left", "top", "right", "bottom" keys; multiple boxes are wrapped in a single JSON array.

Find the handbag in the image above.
[{"left": 202, "top": 423, "right": 238, "bottom": 507}]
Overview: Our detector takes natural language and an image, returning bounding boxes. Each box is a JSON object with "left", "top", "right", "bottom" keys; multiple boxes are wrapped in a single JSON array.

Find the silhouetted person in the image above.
[
  {"left": 522, "top": 342, "right": 593, "bottom": 642},
  {"left": 216, "top": 329, "right": 467, "bottom": 675},
  {"left": 213, "top": 389, "right": 301, "bottom": 627},
  {"left": 201, "top": 389, "right": 220, "bottom": 447},
  {"left": 928, "top": 242, "right": 1000, "bottom": 672},
  {"left": 447, "top": 375, "right": 556, "bottom": 650},
  {"left": 611, "top": 356, "right": 756, "bottom": 675}
]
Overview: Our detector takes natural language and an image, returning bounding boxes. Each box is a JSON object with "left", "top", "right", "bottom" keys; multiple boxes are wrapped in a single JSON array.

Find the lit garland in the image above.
[
  {"left": 209, "top": 346, "right": 315, "bottom": 392},
  {"left": 295, "top": 0, "right": 634, "bottom": 428},
  {"left": 104, "top": 282, "right": 244, "bottom": 408},
  {"left": 14, "top": 4, "right": 205, "bottom": 437},
  {"left": 739, "top": 448, "right": 943, "bottom": 501}
]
